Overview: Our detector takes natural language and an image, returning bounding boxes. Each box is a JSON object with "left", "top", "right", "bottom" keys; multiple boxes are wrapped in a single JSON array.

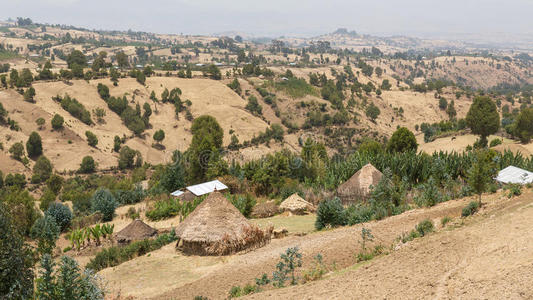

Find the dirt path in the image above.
[
  {"left": 149, "top": 192, "right": 499, "bottom": 300},
  {"left": 244, "top": 192, "right": 533, "bottom": 300}
]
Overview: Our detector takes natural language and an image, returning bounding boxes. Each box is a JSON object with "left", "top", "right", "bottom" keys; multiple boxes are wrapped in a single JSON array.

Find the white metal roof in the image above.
[
  {"left": 186, "top": 180, "right": 228, "bottom": 196},
  {"left": 496, "top": 166, "right": 533, "bottom": 185},
  {"left": 170, "top": 190, "right": 184, "bottom": 197}
]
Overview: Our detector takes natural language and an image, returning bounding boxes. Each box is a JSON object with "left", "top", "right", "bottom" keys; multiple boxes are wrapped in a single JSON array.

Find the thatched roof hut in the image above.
[
  {"left": 337, "top": 163, "right": 382, "bottom": 205},
  {"left": 175, "top": 191, "right": 271, "bottom": 256},
  {"left": 279, "top": 193, "right": 314, "bottom": 214},
  {"left": 115, "top": 219, "right": 157, "bottom": 243}
]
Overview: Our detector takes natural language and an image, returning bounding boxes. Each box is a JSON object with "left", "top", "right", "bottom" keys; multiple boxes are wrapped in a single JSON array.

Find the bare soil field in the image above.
[
  {"left": 246, "top": 191, "right": 533, "bottom": 299},
  {"left": 95, "top": 188, "right": 533, "bottom": 299}
]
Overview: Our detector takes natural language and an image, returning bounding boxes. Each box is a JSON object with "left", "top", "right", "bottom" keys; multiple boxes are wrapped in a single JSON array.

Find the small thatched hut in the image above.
[
  {"left": 115, "top": 219, "right": 157, "bottom": 243},
  {"left": 336, "top": 163, "right": 383, "bottom": 205},
  {"left": 279, "top": 193, "right": 314, "bottom": 215},
  {"left": 175, "top": 191, "right": 271, "bottom": 256}
]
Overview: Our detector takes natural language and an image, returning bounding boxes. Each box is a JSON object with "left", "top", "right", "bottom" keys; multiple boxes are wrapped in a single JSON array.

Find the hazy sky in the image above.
[{"left": 2, "top": 0, "right": 532, "bottom": 38}]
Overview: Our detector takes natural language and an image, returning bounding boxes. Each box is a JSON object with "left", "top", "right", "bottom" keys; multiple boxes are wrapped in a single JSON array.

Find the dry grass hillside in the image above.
[{"left": 0, "top": 77, "right": 270, "bottom": 173}]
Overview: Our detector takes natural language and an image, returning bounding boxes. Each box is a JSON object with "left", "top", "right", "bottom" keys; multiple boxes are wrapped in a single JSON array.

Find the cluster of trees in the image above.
[
  {"left": 97, "top": 83, "right": 150, "bottom": 134},
  {"left": 53, "top": 94, "right": 93, "bottom": 125}
]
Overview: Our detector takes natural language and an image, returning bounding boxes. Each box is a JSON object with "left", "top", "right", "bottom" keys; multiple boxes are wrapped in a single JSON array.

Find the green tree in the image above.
[
  {"left": 387, "top": 127, "right": 417, "bottom": 153},
  {"left": 0, "top": 102, "right": 7, "bottom": 124},
  {"left": 27, "top": 131, "right": 43, "bottom": 158},
  {"left": 446, "top": 100, "right": 457, "bottom": 120},
  {"left": 467, "top": 150, "right": 496, "bottom": 204},
  {"left": 113, "top": 135, "right": 121, "bottom": 152},
  {"left": 46, "top": 174, "right": 64, "bottom": 195},
  {"left": 20, "top": 68, "right": 34, "bottom": 86},
  {"left": 365, "top": 103, "right": 380, "bottom": 122},
  {"left": 30, "top": 215, "right": 60, "bottom": 255},
  {"left": 115, "top": 51, "right": 129, "bottom": 68},
  {"left": 66, "top": 50, "right": 87, "bottom": 69},
  {"left": 23, "top": 86, "right": 36, "bottom": 101},
  {"left": 79, "top": 156, "right": 96, "bottom": 173},
  {"left": 85, "top": 131, "right": 98, "bottom": 147},
  {"left": 438, "top": 97, "right": 447, "bottom": 110},
  {"left": 205, "top": 64, "right": 221, "bottom": 80},
  {"left": 153, "top": 129, "right": 165, "bottom": 144},
  {"left": 187, "top": 115, "right": 224, "bottom": 182},
  {"left": 45, "top": 202, "right": 72, "bottom": 232},
  {"left": 36, "top": 117, "right": 46, "bottom": 129},
  {"left": 512, "top": 107, "right": 533, "bottom": 143},
  {"left": 118, "top": 146, "right": 142, "bottom": 169},
  {"left": 32, "top": 155, "right": 53, "bottom": 183},
  {"left": 51, "top": 114, "right": 64, "bottom": 130},
  {"left": 90, "top": 189, "right": 117, "bottom": 222},
  {"left": 466, "top": 96, "right": 499, "bottom": 147},
  {"left": 245, "top": 96, "right": 262, "bottom": 115},
  {"left": 0, "top": 203, "right": 34, "bottom": 299}
]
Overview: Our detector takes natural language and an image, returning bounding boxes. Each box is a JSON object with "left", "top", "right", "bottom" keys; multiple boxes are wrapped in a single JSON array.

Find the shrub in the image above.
[
  {"left": 9, "top": 142, "right": 25, "bottom": 161},
  {"left": 344, "top": 204, "right": 374, "bottom": 225},
  {"left": 415, "top": 219, "right": 434, "bottom": 237},
  {"left": 365, "top": 103, "right": 380, "bottom": 122},
  {"left": 90, "top": 189, "right": 118, "bottom": 222},
  {"left": 441, "top": 216, "right": 452, "bottom": 226},
  {"left": 85, "top": 131, "right": 98, "bottom": 147},
  {"left": 461, "top": 201, "right": 480, "bottom": 217},
  {"left": 51, "top": 114, "right": 64, "bottom": 130},
  {"left": 315, "top": 197, "right": 345, "bottom": 230},
  {"left": 115, "top": 185, "right": 145, "bottom": 205},
  {"left": 489, "top": 138, "right": 502, "bottom": 147},
  {"left": 153, "top": 129, "right": 165, "bottom": 144},
  {"left": 245, "top": 96, "right": 262, "bottom": 115},
  {"left": 272, "top": 247, "right": 303, "bottom": 287},
  {"left": 79, "top": 156, "right": 96, "bottom": 173},
  {"left": 26, "top": 131, "right": 43, "bottom": 158},
  {"left": 86, "top": 231, "right": 178, "bottom": 272},
  {"left": 302, "top": 254, "right": 328, "bottom": 283},
  {"left": 504, "top": 184, "right": 521, "bottom": 198},
  {"left": 46, "top": 202, "right": 73, "bottom": 232}
]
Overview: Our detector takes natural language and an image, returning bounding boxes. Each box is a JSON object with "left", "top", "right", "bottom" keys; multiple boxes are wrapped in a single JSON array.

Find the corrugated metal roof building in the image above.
[
  {"left": 496, "top": 166, "right": 533, "bottom": 185},
  {"left": 171, "top": 179, "right": 228, "bottom": 198}
]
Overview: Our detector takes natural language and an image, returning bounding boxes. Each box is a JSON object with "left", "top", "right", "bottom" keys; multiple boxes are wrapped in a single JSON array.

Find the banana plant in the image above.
[{"left": 90, "top": 224, "right": 102, "bottom": 246}]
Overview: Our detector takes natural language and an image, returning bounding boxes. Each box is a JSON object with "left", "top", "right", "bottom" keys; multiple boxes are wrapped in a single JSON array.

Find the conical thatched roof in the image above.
[
  {"left": 175, "top": 191, "right": 252, "bottom": 243},
  {"left": 116, "top": 219, "right": 157, "bottom": 243},
  {"left": 337, "top": 163, "right": 382, "bottom": 204},
  {"left": 279, "top": 193, "right": 313, "bottom": 213}
]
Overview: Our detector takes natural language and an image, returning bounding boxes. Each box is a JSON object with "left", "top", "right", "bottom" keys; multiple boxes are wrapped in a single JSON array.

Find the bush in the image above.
[
  {"left": 344, "top": 204, "right": 374, "bottom": 225},
  {"left": 315, "top": 197, "right": 346, "bottom": 230},
  {"left": 505, "top": 184, "right": 521, "bottom": 198},
  {"left": 461, "top": 201, "right": 480, "bottom": 217},
  {"left": 415, "top": 219, "right": 434, "bottom": 237},
  {"left": 86, "top": 231, "right": 178, "bottom": 272},
  {"left": 85, "top": 131, "right": 98, "bottom": 147},
  {"left": 45, "top": 202, "right": 73, "bottom": 232},
  {"left": 51, "top": 114, "right": 64, "bottom": 130},
  {"left": 115, "top": 185, "right": 145, "bottom": 205},
  {"left": 79, "top": 156, "right": 96, "bottom": 173},
  {"left": 90, "top": 189, "right": 118, "bottom": 222},
  {"left": 489, "top": 138, "right": 502, "bottom": 147},
  {"left": 9, "top": 142, "right": 25, "bottom": 161}
]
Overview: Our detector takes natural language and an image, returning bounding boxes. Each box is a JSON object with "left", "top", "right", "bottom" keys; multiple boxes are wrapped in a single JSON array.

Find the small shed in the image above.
[
  {"left": 171, "top": 180, "right": 228, "bottom": 201},
  {"left": 115, "top": 219, "right": 157, "bottom": 243},
  {"left": 279, "top": 193, "right": 314, "bottom": 215},
  {"left": 496, "top": 166, "right": 533, "bottom": 185},
  {"left": 336, "top": 163, "right": 383, "bottom": 205}
]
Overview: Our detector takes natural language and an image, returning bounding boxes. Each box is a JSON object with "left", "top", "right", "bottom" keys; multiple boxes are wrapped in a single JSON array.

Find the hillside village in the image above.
[{"left": 1, "top": 17, "right": 533, "bottom": 299}]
